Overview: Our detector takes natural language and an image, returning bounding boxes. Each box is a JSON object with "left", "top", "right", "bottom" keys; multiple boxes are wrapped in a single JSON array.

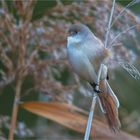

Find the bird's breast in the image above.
[{"left": 67, "top": 44, "right": 97, "bottom": 82}]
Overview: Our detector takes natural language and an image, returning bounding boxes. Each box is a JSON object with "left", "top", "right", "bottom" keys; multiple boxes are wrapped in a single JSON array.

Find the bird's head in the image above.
[{"left": 67, "top": 23, "right": 92, "bottom": 45}]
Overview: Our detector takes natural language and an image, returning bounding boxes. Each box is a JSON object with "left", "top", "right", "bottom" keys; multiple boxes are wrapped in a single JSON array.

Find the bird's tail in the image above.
[{"left": 98, "top": 79, "right": 121, "bottom": 132}]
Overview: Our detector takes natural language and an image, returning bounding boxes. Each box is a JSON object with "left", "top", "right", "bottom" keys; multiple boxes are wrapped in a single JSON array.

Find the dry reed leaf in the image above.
[
  {"left": 21, "top": 102, "right": 88, "bottom": 134},
  {"left": 21, "top": 102, "right": 140, "bottom": 140}
]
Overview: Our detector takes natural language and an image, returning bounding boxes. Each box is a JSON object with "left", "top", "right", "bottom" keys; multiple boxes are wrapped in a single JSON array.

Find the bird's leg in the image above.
[{"left": 90, "top": 82, "right": 101, "bottom": 93}]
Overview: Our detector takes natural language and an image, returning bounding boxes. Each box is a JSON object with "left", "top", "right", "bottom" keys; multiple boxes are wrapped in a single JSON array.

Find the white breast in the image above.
[{"left": 67, "top": 43, "right": 98, "bottom": 83}]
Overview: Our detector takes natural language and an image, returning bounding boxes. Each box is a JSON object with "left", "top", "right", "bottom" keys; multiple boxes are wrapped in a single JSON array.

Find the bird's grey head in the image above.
[{"left": 67, "top": 24, "right": 93, "bottom": 45}]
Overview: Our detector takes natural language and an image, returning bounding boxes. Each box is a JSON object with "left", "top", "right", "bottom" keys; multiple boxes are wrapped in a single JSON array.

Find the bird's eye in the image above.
[
  {"left": 68, "top": 30, "right": 79, "bottom": 36},
  {"left": 71, "top": 31, "right": 78, "bottom": 36}
]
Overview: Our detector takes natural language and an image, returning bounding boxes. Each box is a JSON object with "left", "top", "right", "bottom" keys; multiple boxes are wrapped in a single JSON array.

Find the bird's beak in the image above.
[{"left": 67, "top": 30, "right": 71, "bottom": 37}]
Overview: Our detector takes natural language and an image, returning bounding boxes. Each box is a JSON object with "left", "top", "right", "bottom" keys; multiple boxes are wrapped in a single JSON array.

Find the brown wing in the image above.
[{"left": 89, "top": 48, "right": 111, "bottom": 74}]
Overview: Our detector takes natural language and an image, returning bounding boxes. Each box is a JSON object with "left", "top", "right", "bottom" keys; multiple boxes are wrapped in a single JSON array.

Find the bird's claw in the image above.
[{"left": 94, "top": 85, "right": 101, "bottom": 93}]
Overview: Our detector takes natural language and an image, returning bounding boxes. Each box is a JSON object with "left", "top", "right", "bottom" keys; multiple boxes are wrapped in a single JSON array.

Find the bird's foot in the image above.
[
  {"left": 94, "top": 85, "right": 101, "bottom": 93},
  {"left": 90, "top": 82, "right": 102, "bottom": 93}
]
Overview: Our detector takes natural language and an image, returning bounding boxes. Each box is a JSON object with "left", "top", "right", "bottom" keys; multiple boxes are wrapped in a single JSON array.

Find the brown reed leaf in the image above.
[{"left": 21, "top": 102, "right": 140, "bottom": 140}]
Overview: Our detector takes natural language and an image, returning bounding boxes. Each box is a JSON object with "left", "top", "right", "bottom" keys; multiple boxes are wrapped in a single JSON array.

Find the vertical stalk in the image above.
[
  {"left": 8, "top": 78, "right": 23, "bottom": 140},
  {"left": 104, "top": 0, "right": 116, "bottom": 48},
  {"left": 8, "top": 22, "right": 27, "bottom": 140},
  {"left": 84, "top": 94, "right": 97, "bottom": 140},
  {"left": 84, "top": 64, "right": 103, "bottom": 140}
]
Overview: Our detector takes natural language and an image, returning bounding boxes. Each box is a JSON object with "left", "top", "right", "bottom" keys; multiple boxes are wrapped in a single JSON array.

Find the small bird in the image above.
[{"left": 67, "top": 23, "right": 121, "bottom": 132}]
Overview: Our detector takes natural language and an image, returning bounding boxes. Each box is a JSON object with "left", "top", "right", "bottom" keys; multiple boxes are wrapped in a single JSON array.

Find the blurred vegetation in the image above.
[{"left": 0, "top": 0, "right": 140, "bottom": 140}]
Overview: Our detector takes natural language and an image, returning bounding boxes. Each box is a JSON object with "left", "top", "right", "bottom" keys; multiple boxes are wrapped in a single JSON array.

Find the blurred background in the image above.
[{"left": 0, "top": 0, "right": 140, "bottom": 139}]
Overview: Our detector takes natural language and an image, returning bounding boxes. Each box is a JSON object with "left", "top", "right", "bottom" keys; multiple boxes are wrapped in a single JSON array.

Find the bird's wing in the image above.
[{"left": 84, "top": 37, "right": 108, "bottom": 72}]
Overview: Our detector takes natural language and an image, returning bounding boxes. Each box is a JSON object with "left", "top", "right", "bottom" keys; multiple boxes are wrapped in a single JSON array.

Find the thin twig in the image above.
[
  {"left": 111, "top": 0, "right": 140, "bottom": 28},
  {"left": 0, "top": 30, "right": 15, "bottom": 49},
  {"left": 109, "top": 24, "right": 139, "bottom": 48},
  {"left": 84, "top": 95, "right": 97, "bottom": 140},
  {"left": 8, "top": 78, "right": 23, "bottom": 140},
  {"left": 84, "top": 64, "right": 103, "bottom": 140},
  {"left": 1, "top": 0, "right": 15, "bottom": 34},
  {"left": 0, "top": 1, "right": 16, "bottom": 49},
  {"left": 110, "top": 43, "right": 122, "bottom": 48},
  {"left": 24, "top": 0, "right": 36, "bottom": 26},
  {"left": 104, "top": 0, "right": 116, "bottom": 48}
]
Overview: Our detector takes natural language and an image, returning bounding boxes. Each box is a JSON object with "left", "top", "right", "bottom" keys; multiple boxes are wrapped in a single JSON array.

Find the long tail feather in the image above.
[{"left": 98, "top": 80, "right": 121, "bottom": 132}]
